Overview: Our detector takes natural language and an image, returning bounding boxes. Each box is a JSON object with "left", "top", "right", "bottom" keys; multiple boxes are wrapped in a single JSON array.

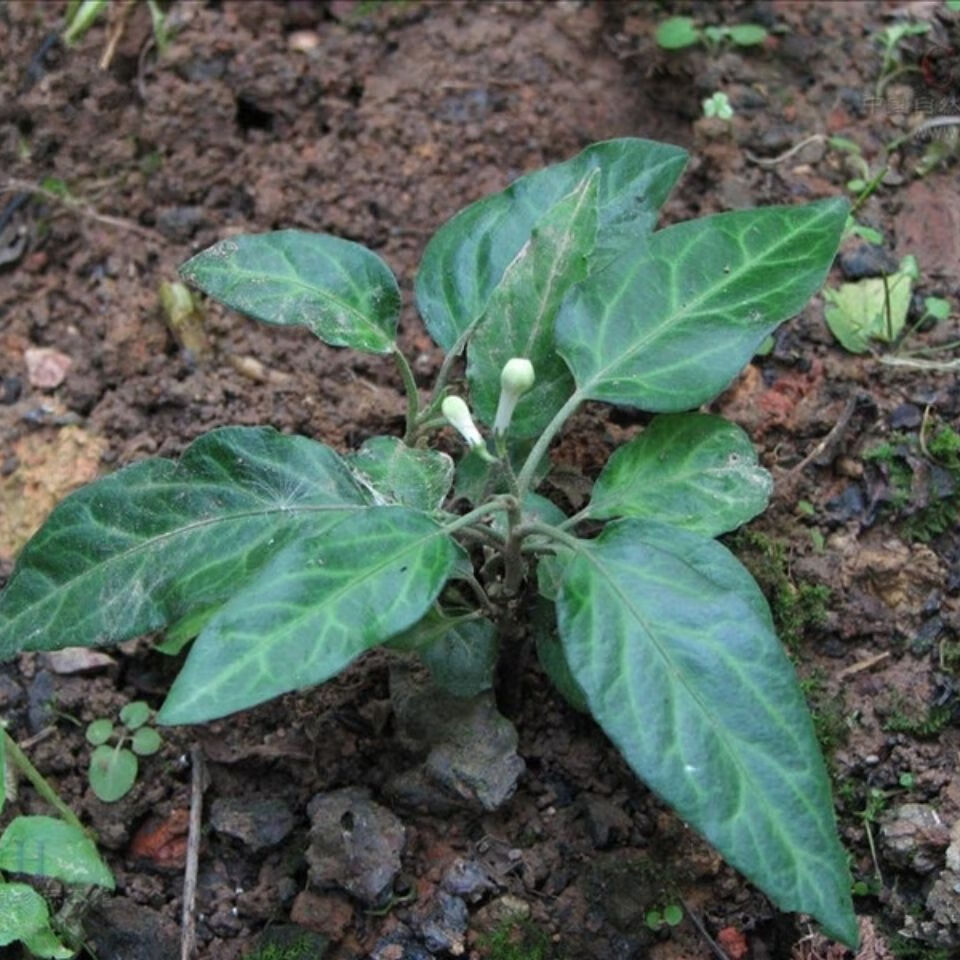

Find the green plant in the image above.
[
  {"left": 824, "top": 254, "right": 918, "bottom": 353},
  {"left": 655, "top": 16, "right": 767, "bottom": 51},
  {"left": 702, "top": 92, "right": 734, "bottom": 120},
  {"left": 874, "top": 21, "right": 931, "bottom": 96},
  {"left": 645, "top": 903, "right": 684, "bottom": 931},
  {"left": 864, "top": 422, "right": 960, "bottom": 541},
  {"left": 64, "top": 0, "right": 171, "bottom": 53},
  {"left": 85, "top": 701, "right": 163, "bottom": 803},
  {"left": 0, "top": 728, "right": 114, "bottom": 957},
  {"left": 479, "top": 915, "right": 553, "bottom": 960},
  {"left": 0, "top": 139, "right": 857, "bottom": 944}
]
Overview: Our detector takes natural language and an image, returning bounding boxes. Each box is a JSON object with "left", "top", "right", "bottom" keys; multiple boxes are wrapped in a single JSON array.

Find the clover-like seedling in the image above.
[
  {"left": 655, "top": 16, "right": 767, "bottom": 52},
  {"left": 0, "top": 139, "right": 859, "bottom": 946},
  {"left": 85, "top": 701, "right": 163, "bottom": 803},
  {"left": 702, "top": 91, "right": 734, "bottom": 120}
]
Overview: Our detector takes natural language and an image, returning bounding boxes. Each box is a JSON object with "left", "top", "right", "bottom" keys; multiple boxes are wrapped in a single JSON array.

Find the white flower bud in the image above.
[
  {"left": 494, "top": 357, "right": 536, "bottom": 436},
  {"left": 442, "top": 395, "right": 485, "bottom": 449}
]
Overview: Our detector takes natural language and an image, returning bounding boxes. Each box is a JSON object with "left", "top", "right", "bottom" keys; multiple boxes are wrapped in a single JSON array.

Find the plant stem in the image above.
[
  {"left": 503, "top": 500, "right": 525, "bottom": 595},
  {"left": 427, "top": 317, "right": 483, "bottom": 411},
  {"left": 558, "top": 507, "right": 591, "bottom": 530},
  {"left": 2, "top": 729, "right": 85, "bottom": 832},
  {"left": 393, "top": 347, "right": 420, "bottom": 443},
  {"left": 515, "top": 390, "right": 583, "bottom": 498},
  {"left": 441, "top": 497, "right": 515, "bottom": 537}
]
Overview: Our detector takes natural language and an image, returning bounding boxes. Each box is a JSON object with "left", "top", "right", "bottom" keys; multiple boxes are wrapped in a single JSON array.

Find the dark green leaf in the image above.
[
  {"left": 0, "top": 734, "right": 5, "bottom": 815},
  {"left": 85, "top": 719, "right": 114, "bottom": 746},
  {"left": 0, "top": 427, "right": 369, "bottom": 658},
  {"left": 89, "top": 746, "right": 138, "bottom": 802},
  {"left": 467, "top": 173, "right": 598, "bottom": 437},
  {"left": 158, "top": 507, "right": 463, "bottom": 724},
  {"left": 180, "top": 231, "right": 400, "bottom": 353},
  {"left": 416, "top": 138, "right": 687, "bottom": 351},
  {"left": 453, "top": 436, "right": 547, "bottom": 504},
  {"left": 587, "top": 413, "right": 772, "bottom": 536},
  {"left": 0, "top": 816, "right": 114, "bottom": 888},
  {"left": 554, "top": 520, "right": 856, "bottom": 945},
  {"left": 119, "top": 701, "right": 151, "bottom": 730},
  {"left": 0, "top": 882, "right": 73, "bottom": 958},
  {"left": 556, "top": 198, "right": 848, "bottom": 411},
  {"left": 533, "top": 597, "right": 588, "bottom": 713},
  {"left": 393, "top": 609, "right": 498, "bottom": 698},
  {"left": 348, "top": 436, "right": 454, "bottom": 511}
]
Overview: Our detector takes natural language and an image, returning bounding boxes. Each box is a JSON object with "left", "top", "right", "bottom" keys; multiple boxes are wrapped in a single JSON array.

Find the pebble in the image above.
[
  {"left": 209, "top": 795, "right": 295, "bottom": 851},
  {"left": 889, "top": 403, "right": 922, "bottom": 430},
  {"left": 839, "top": 243, "right": 899, "bottom": 280}
]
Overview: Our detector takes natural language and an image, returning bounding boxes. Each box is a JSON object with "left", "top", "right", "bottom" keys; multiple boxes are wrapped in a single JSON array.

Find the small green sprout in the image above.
[
  {"left": 86, "top": 700, "right": 163, "bottom": 803},
  {"left": 702, "top": 92, "right": 734, "bottom": 120},
  {"left": 656, "top": 16, "right": 767, "bottom": 52}
]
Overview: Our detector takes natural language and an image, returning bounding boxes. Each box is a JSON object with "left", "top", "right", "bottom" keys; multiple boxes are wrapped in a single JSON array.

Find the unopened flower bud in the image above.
[
  {"left": 494, "top": 357, "right": 536, "bottom": 436},
  {"left": 442, "top": 395, "right": 485, "bottom": 449}
]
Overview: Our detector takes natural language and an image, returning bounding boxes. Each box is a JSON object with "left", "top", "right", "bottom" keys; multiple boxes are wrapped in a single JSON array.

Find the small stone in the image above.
[
  {"left": 441, "top": 857, "right": 497, "bottom": 902},
  {"left": 881, "top": 803, "right": 951, "bottom": 874},
  {"left": 582, "top": 795, "right": 632, "bottom": 849},
  {"left": 155, "top": 205, "right": 207, "bottom": 242},
  {"left": 835, "top": 456, "right": 864, "bottom": 479},
  {"left": 209, "top": 795, "right": 295, "bottom": 851},
  {"left": 411, "top": 890, "right": 468, "bottom": 954},
  {"left": 838, "top": 243, "right": 899, "bottom": 281},
  {"left": 290, "top": 891, "right": 354, "bottom": 940},
  {"left": 471, "top": 894, "right": 531, "bottom": 932},
  {"left": 889, "top": 403, "right": 922, "bottom": 430},
  {"left": 288, "top": 29, "right": 319, "bottom": 51},
  {"left": 24, "top": 347, "right": 72, "bottom": 389},
  {"left": 306, "top": 787, "right": 405, "bottom": 906},
  {"left": 1, "top": 376, "right": 22, "bottom": 404},
  {"left": 88, "top": 898, "right": 180, "bottom": 960}
]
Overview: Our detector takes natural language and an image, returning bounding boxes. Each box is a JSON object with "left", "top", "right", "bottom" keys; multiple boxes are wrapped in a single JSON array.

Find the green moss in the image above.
[
  {"left": 732, "top": 530, "right": 830, "bottom": 649},
  {"left": 883, "top": 702, "right": 952, "bottom": 739},
  {"left": 864, "top": 424, "right": 960, "bottom": 542},
  {"left": 800, "top": 672, "right": 849, "bottom": 757},
  {"left": 889, "top": 934, "right": 953, "bottom": 960},
  {"left": 478, "top": 917, "right": 554, "bottom": 960}
]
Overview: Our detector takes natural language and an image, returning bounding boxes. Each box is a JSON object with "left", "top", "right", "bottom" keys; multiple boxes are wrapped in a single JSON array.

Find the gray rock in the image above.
[
  {"left": 388, "top": 665, "right": 525, "bottom": 813},
  {"left": 839, "top": 243, "right": 899, "bottom": 280},
  {"left": 88, "top": 898, "right": 179, "bottom": 960},
  {"left": 881, "top": 803, "right": 950, "bottom": 874},
  {"left": 441, "top": 857, "right": 498, "bottom": 901},
  {"left": 209, "top": 795, "right": 296, "bottom": 851},
  {"left": 306, "top": 787, "right": 405, "bottom": 907},
  {"left": 411, "top": 890, "right": 468, "bottom": 954}
]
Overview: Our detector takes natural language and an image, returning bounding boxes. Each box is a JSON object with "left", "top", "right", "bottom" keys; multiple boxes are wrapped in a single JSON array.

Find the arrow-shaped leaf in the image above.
[
  {"left": 0, "top": 428, "right": 369, "bottom": 657},
  {"left": 588, "top": 413, "right": 772, "bottom": 536},
  {"left": 158, "top": 506, "right": 463, "bottom": 724},
  {"left": 416, "top": 138, "right": 687, "bottom": 352},
  {"left": 556, "top": 198, "right": 848, "bottom": 411},
  {"left": 0, "top": 816, "right": 114, "bottom": 888},
  {"left": 554, "top": 519, "right": 856, "bottom": 945},
  {"left": 180, "top": 231, "right": 401, "bottom": 354},
  {"left": 467, "top": 173, "right": 598, "bottom": 438}
]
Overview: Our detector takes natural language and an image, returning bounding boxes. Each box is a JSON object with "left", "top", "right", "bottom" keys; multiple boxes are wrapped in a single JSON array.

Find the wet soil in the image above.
[{"left": 1, "top": 1, "right": 960, "bottom": 959}]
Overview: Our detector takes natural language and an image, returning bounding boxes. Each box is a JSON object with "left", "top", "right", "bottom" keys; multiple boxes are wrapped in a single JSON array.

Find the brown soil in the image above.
[{"left": 1, "top": 2, "right": 959, "bottom": 959}]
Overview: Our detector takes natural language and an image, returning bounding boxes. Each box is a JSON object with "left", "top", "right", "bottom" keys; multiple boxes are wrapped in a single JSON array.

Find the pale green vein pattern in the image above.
[
  {"left": 0, "top": 817, "right": 114, "bottom": 889},
  {"left": 588, "top": 413, "right": 772, "bottom": 536},
  {"left": 0, "top": 428, "right": 370, "bottom": 657},
  {"left": 556, "top": 198, "right": 849, "bottom": 411},
  {"left": 0, "top": 883, "right": 72, "bottom": 957},
  {"left": 180, "top": 230, "right": 401, "bottom": 353},
  {"left": 158, "top": 507, "right": 462, "bottom": 724},
  {"left": 348, "top": 436, "right": 454, "bottom": 511},
  {"left": 554, "top": 519, "right": 856, "bottom": 945},
  {"left": 416, "top": 138, "right": 687, "bottom": 351},
  {"left": 467, "top": 173, "right": 598, "bottom": 437}
]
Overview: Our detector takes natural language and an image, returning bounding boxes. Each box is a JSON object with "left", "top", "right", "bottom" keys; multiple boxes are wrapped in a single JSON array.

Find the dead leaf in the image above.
[
  {"left": 0, "top": 426, "right": 107, "bottom": 563},
  {"left": 43, "top": 648, "right": 117, "bottom": 674}
]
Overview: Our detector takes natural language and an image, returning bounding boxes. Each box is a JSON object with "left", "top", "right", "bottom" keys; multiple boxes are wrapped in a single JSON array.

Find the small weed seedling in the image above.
[
  {"left": 702, "top": 92, "right": 734, "bottom": 120},
  {"left": 0, "top": 139, "right": 858, "bottom": 946},
  {"left": 874, "top": 21, "right": 930, "bottom": 96},
  {"left": 0, "top": 726, "right": 113, "bottom": 957},
  {"left": 645, "top": 903, "right": 684, "bottom": 932},
  {"left": 655, "top": 16, "right": 767, "bottom": 52},
  {"left": 86, "top": 700, "right": 163, "bottom": 803}
]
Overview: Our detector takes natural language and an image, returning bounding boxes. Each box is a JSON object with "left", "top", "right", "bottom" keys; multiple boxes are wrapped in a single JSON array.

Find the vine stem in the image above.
[
  {"left": 2, "top": 728, "right": 85, "bottom": 831},
  {"left": 515, "top": 390, "right": 583, "bottom": 498},
  {"left": 441, "top": 497, "right": 515, "bottom": 536},
  {"left": 392, "top": 347, "right": 420, "bottom": 443}
]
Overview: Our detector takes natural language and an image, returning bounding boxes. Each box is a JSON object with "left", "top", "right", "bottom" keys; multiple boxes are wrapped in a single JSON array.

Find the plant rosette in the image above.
[{"left": 0, "top": 138, "right": 857, "bottom": 946}]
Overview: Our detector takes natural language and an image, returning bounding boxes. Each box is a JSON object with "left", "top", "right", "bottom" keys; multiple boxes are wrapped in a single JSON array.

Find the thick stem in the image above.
[
  {"left": 503, "top": 501, "right": 525, "bottom": 596},
  {"left": 393, "top": 347, "right": 420, "bottom": 443},
  {"left": 515, "top": 390, "right": 583, "bottom": 498},
  {"left": 2, "top": 729, "right": 85, "bottom": 831}
]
